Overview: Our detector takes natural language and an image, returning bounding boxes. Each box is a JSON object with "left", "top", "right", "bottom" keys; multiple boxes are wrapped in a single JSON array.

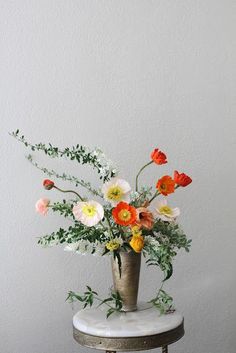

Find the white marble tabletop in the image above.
[{"left": 73, "top": 302, "right": 183, "bottom": 338}]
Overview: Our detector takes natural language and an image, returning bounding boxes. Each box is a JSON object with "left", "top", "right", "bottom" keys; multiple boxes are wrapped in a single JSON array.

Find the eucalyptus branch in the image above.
[
  {"left": 49, "top": 200, "right": 75, "bottom": 218},
  {"left": 149, "top": 286, "right": 175, "bottom": 314},
  {"left": 38, "top": 224, "right": 109, "bottom": 247},
  {"left": 10, "top": 130, "right": 118, "bottom": 182},
  {"left": 27, "top": 154, "right": 102, "bottom": 197}
]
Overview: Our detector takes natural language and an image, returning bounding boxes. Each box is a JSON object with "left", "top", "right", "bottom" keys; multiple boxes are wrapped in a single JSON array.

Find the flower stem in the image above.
[
  {"left": 135, "top": 161, "right": 153, "bottom": 192},
  {"left": 53, "top": 186, "right": 84, "bottom": 201},
  {"left": 148, "top": 185, "right": 180, "bottom": 204},
  {"left": 105, "top": 213, "right": 115, "bottom": 239},
  {"left": 148, "top": 190, "right": 160, "bottom": 204},
  {"left": 94, "top": 296, "right": 117, "bottom": 310}
]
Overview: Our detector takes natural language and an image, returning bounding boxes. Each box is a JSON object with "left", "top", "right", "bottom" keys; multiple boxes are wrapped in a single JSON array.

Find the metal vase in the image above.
[{"left": 111, "top": 251, "right": 141, "bottom": 312}]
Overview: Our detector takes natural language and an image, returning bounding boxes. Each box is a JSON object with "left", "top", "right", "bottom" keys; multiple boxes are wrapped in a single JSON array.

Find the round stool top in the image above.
[
  {"left": 73, "top": 303, "right": 184, "bottom": 351},
  {"left": 73, "top": 303, "right": 183, "bottom": 338}
]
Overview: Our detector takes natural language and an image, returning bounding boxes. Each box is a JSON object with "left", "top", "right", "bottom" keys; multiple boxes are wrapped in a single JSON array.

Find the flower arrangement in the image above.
[{"left": 12, "top": 130, "right": 192, "bottom": 317}]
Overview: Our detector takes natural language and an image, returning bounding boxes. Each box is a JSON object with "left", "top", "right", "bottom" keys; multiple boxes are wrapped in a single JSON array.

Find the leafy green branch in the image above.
[
  {"left": 10, "top": 130, "right": 117, "bottom": 182},
  {"left": 149, "top": 288, "right": 174, "bottom": 315},
  {"left": 38, "top": 223, "right": 109, "bottom": 247},
  {"left": 49, "top": 200, "right": 75, "bottom": 218},
  {"left": 66, "top": 286, "right": 123, "bottom": 318},
  {"left": 27, "top": 154, "right": 102, "bottom": 197},
  {"left": 152, "top": 220, "right": 192, "bottom": 252},
  {"left": 144, "top": 243, "right": 174, "bottom": 281},
  {"left": 143, "top": 220, "right": 191, "bottom": 281}
]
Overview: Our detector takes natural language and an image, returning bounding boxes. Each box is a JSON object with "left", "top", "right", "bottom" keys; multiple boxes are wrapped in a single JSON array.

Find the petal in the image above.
[
  {"left": 157, "top": 214, "right": 170, "bottom": 222},
  {"left": 156, "top": 198, "right": 167, "bottom": 208},
  {"left": 116, "top": 179, "right": 131, "bottom": 193},
  {"left": 171, "top": 207, "right": 180, "bottom": 217},
  {"left": 122, "top": 193, "right": 131, "bottom": 204}
]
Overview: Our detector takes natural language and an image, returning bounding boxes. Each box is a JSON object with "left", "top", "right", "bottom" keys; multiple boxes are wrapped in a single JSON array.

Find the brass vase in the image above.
[{"left": 111, "top": 251, "right": 141, "bottom": 312}]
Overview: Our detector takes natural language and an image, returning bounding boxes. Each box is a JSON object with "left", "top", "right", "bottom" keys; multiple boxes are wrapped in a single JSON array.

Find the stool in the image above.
[{"left": 73, "top": 303, "right": 184, "bottom": 352}]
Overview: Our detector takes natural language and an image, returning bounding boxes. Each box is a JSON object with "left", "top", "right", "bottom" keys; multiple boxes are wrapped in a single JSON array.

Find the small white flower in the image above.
[
  {"left": 73, "top": 200, "right": 104, "bottom": 226},
  {"left": 144, "top": 235, "right": 160, "bottom": 248},
  {"left": 64, "top": 242, "right": 80, "bottom": 252},
  {"left": 93, "top": 242, "right": 106, "bottom": 256},
  {"left": 153, "top": 199, "right": 180, "bottom": 222},
  {"left": 102, "top": 177, "right": 131, "bottom": 206},
  {"left": 64, "top": 240, "right": 106, "bottom": 257}
]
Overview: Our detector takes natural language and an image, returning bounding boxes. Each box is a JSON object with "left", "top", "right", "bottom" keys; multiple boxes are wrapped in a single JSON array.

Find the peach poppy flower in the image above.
[
  {"left": 136, "top": 207, "right": 154, "bottom": 230},
  {"left": 35, "top": 198, "right": 50, "bottom": 215}
]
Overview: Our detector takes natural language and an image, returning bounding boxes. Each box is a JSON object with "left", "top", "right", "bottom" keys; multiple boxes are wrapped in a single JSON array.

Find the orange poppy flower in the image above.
[
  {"left": 156, "top": 175, "right": 175, "bottom": 196},
  {"left": 112, "top": 202, "right": 137, "bottom": 226},
  {"left": 174, "top": 171, "right": 192, "bottom": 187},
  {"left": 151, "top": 149, "right": 167, "bottom": 165}
]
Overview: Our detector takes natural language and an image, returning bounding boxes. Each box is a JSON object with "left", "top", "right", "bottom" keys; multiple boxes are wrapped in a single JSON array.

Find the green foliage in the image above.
[
  {"left": 153, "top": 219, "right": 192, "bottom": 252},
  {"left": 131, "top": 186, "right": 153, "bottom": 207},
  {"left": 11, "top": 130, "right": 117, "bottom": 182},
  {"left": 38, "top": 223, "right": 108, "bottom": 246},
  {"left": 27, "top": 154, "right": 102, "bottom": 197},
  {"left": 67, "top": 286, "right": 98, "bottom": 309},
  {"left": 66, "top": 286, "right": 123, "bottom": 318},
  {"left": 149, "top": 289, "right": 174, "bottom": 315},
  {"left": 50, "top": 200, "right": 75, "bottom": 218},
  {"left": 143, "top": 220, "right": 191, "bottom": 281}
]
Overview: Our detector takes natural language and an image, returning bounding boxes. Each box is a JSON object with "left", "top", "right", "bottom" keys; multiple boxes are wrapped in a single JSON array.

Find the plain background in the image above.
[{"left": 1, "top": 1, "right": 236, "bottom": 353}]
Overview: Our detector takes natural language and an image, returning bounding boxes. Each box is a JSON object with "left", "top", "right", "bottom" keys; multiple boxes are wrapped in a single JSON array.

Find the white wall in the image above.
[{"left": 1, "top": 1, "right": 236, "bottom": 353}]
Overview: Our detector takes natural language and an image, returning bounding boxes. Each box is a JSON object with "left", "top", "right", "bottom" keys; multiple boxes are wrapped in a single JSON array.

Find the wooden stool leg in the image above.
[{"left": 162, "top": 345, "right": 168, "bottom": 353}]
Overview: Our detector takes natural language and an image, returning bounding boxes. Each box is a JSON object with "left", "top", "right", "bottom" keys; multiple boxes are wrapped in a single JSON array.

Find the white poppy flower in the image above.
[
  {"left": 72, "top": 200, "right": 104, "bottom": 227},
  {"left": 154, "top": 199, "right": 180, "bottom": 221},
  {"left": 101, "top": 177, "right": 131, "bottom": 206}
]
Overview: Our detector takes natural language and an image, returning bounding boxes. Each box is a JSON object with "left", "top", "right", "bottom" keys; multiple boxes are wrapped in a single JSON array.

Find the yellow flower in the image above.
[
  {"left": 131, "top": 225, "right": 142, "bottom": 237},
  {"left": 129, "top": 234, "right": 144, "bottom": 253},
  {"left": 106, "top": 239, "right": 121, "bottom": 251}
]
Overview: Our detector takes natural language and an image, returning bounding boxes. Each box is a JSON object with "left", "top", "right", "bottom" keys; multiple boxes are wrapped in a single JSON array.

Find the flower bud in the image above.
[
  {"left": 43, "top": 179, "right": 54, "bottom": 190},
  {"left": 151, "top": 148, "right": 167, "bottom": 165}
]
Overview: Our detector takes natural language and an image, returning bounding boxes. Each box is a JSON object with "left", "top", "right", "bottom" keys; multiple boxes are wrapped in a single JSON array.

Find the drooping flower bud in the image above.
[{"left": 43, "top": 179, "right": 54, "bottom": 190}]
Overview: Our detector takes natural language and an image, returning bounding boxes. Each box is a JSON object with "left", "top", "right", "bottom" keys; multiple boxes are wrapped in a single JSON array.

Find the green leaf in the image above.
[
  {"left": 106, "top": 308, "right": 115, "bottom": 318},
  {"left": 97, "top": 297, "right": 113, "bottom": 307},
  {"left": 164, "top": 263, "right": 173, "bottom": 281}
]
